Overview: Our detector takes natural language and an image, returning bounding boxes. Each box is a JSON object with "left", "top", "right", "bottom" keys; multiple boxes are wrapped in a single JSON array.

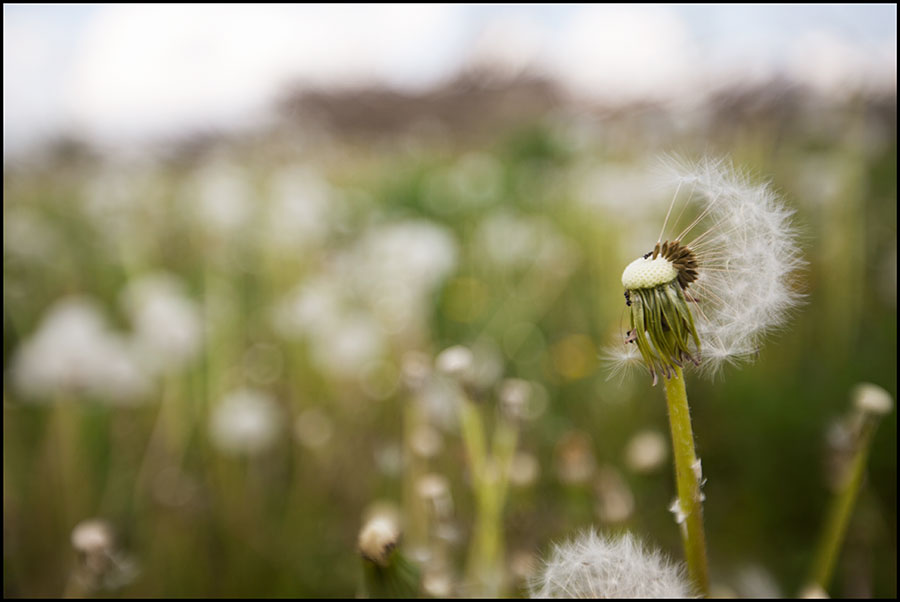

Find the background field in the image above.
[{"left": 3, "top": 6, "right": 897, "bottom": 598}]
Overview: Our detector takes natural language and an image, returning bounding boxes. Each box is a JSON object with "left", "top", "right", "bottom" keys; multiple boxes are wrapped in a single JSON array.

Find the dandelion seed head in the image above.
[
  {"left": 10, "top": 297, "right": 150, "bottom": 403},
  {"left": 619, "top": 155, "right": 804, "bottom": 379},
  {"left": 529, "top": 530, "right": 694, "bottom": 598}
]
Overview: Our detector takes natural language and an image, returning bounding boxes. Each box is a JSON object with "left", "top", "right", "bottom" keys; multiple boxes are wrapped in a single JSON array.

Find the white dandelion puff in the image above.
[
  {"left": 529, "top": 530, "right": 694, "bottom": 598},
  {"left": 10, "top": 297, "right": 150, "bottom": 403},
  {"left": 209, "top": 388, "right": 281, "bottom": 456},
  {"left": 614, "top": 155, "right": 804, "bottom": 381},
  {"left": 121, "top": 273, "right": 203, "bottom": 375}
]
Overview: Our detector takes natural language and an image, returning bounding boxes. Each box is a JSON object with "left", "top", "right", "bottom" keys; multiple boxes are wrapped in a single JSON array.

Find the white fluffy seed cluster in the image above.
[
  {"left": 621, "top": 256, "right": 679, "bottom": 289},
  {"left": 529, "top": 530, "right": 694, "bottom": 599},
  {"left": 611, "top": 156, "right": 804, "bottom": 377}
]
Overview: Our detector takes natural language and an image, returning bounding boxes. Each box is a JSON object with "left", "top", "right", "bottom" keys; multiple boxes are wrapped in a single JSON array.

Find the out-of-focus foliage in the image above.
[{"left": 3, "top": 81, "right": 896, "bottom": 597}]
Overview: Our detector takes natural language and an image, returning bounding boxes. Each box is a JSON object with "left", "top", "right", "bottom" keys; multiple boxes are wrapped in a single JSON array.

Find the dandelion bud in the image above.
[{"left": 529, "top": 530, "right": 694, "bottom": 598}]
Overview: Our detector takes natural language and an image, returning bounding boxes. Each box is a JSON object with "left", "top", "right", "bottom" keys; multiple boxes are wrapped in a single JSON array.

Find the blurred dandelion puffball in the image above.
[
  {"left": 852, "top": 382, "right": 894, "bottom": 416},
  {"left": 529, "top": 531, "right": 693, "bottom": 598},
  {"left": 209, "top": 389, "right": 280, "bottom": 455},
  {"left": 358, "top": 514, "right": 400, "bottom": 567},
  {"left": 614, "top": 156, "right": 803, "bottom": 380},
  {"left": 71, "top": 519, "right": 115, "bottom": 555},
  {"left": 121, "top": 273, "right": 203, "bottom": 374},
  {"left": 10, "top": 297, "right": 149, "bottom": 403}
]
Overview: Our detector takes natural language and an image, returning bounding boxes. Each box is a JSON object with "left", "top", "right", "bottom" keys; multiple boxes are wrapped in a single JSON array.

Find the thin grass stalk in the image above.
[{"left": 807, "top": 417, "right": 878, "bottom": 592}]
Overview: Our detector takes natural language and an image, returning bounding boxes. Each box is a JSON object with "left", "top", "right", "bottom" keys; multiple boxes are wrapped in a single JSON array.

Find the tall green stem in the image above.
[
  {"left": 663, "top": 367, "right": 710, "bottom": 596},
  {"left": 807, "top": 418, "right": 877, "bottom": 592},
  {"left": 458, "top": 398, "right": 517, "bottom": 597}
]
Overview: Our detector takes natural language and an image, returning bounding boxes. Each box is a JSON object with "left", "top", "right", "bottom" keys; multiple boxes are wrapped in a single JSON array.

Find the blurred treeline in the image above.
[{"left": 3, "top": 76, "right": 896, "bottom": 597}]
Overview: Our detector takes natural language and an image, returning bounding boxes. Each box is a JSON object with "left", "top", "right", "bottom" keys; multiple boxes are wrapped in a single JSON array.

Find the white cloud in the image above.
[
  {"left": 550, "top": 6, "right": 699, "bottom": 103},
  {"left": 3, "top": 13, "right": 73, "bottom": 152},
  {"left": 64, "top": 5, "right": 468, "bottom": 143}
]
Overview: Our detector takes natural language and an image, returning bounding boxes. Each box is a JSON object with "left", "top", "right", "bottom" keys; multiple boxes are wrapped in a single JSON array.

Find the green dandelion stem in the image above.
[
  {"left": 663, "top": 367, "right": 710, "bottom": 596},
  {"left": 808, "top": 417, "right": 879, "bottom": 591}
]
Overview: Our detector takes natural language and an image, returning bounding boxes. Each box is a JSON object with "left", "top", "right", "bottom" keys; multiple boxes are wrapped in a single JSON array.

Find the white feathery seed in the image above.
[
  {"left": 611, "top": 155, "right": 804, "bottom": 377},
  {"left": 529, "top": 530, "right": 694, "bottom": 598}
]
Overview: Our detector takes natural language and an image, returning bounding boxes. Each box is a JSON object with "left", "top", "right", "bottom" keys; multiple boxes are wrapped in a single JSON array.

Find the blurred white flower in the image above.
[
  {"left": 529, "top": 530, "right": 693, "bottom": 598},
  {"left": 272, "top": 273, "right": 347, "bottom": 340},
  {"left": 70, "top": 518, "right": 138, "bottom": 593},
  {"left": 358, "top": 511, "right": 401, "bottom": 567},
  {"left": 476, "top": 212, "right": 577, "bottom": 274},
  {"left": 209, "top": 388, "right": 280, "bottom": 455},
  {"left": 447, "top": 152, "right": 503, "bottom": 207},
  {"left": 272, "top": 274, "right": 387, "bottom": 382},
  {"left": 343, "top": 220, "right": 457, "bottom": 335},
  {"left": 264, "top": 166, "right": 341, "bottom": 251},
  {"left": 852, "top": 382, "right": 893, "bottom": 417},
  {"left": 311, "top": 313, "right": 386, "bottom": 380},
  {"left": 273, "top": 219, "right": 455, "bottom": 381},
  {"left": 10, "top": 297, "right": 149, "bottom": 403},
  {"left": 624, "top": 429, "right": 668, "bottom": 474},
  {"left": 611, "top": 156, "right": 804, "bottom": 381},
  {"left": 189, "top": 160, "right": 253, "bottom": 234},
  {"left": 121, "top": 273, "right": 203, "bottom": 375},
  {"left": 571, "top": 160, "right": 663, "bottom": 225}
]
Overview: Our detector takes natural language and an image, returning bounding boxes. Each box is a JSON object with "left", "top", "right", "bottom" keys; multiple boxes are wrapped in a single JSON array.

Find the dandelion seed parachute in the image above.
[
  {"left": 529, "top": 530, "right": 694, "bottom": 598},
  {"left": 612, "top": 156, "right": 804, "bottom": 381}
]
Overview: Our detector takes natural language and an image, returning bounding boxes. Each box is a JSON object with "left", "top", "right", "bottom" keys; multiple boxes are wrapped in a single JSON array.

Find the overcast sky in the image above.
[{"left": 4, "top": 4, "right": 896, "bottom": 157}]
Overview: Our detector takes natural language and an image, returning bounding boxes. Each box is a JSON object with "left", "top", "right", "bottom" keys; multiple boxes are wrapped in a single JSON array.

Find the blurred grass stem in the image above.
[
  {"left": 663, "top": 367, "right": 710, "bottom": 596},
  {"left": 808, "top": 416, "right": 880, "bottom": 592},
  {"left": 459, "top": 397, "right": 518, "bottom": 597}
]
